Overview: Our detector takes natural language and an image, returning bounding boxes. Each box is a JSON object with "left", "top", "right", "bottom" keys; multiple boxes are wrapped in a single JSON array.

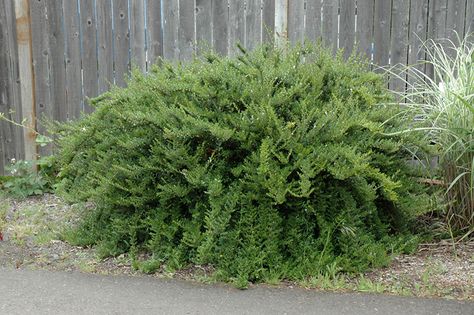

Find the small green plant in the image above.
[{"left": 2, "top": 159, "right": 47, "bottom": 198}]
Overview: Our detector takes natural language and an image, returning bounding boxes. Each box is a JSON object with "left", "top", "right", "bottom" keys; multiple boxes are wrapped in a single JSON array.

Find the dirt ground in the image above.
[{"left": 0, "top": 194, "right": 472, "bottom": 300}]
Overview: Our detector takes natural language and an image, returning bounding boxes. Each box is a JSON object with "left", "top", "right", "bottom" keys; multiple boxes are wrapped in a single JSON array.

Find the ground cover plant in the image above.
[
  {"left": 52, "top": 44, "right": 431, "bottom": 287},
  {"left": 396, "top": 36, "right": 474, "bottom": 234}
]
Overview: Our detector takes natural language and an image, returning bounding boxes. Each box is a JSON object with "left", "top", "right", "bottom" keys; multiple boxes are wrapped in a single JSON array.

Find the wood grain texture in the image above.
[
  {"left": 322, "top": 0, "right": 339, "bottom": 53},
  {"left": 113, "top": 0, "right": 130, "bottom": 86},
  {"left": 64, "top": 0, "right": 83, "bottom": 118},
  {"left": 30, "top": 0, "right": 52, "bottom": 155},
  {"left": 196, "top": 0, "right": 213, "bottom": 54},
  {"left": 131, "top": 0, "right": 146, "bottom": 71},
  {"left": 163, "top": 0, "right": 179, "bottom": 60},
  {"left": 80, "top": 0, "right": 98, "bottom": 113},
  {"left": 262, "top": 0, "right": 275, "bottom": 43},
  {"left": 389, "top": 0, "right": 410, "bottom": 92},
  {"left": 407, "top": 0, "right": 429, "bottom": 85},
  {"left": 229, "top": 0, "right": 245, "bottom": 55},
  {"left": 178, "top": 0, "right": 195, "bottom": 61},
  {"left": 356, "top": 0, "right": 374, "bottom": 61},
  {"left": 373, "top": 0, "right": 391, "bottom": 67},
  {"left": 97, "top": 0, "right": 114, "bottom": 92},
  {"left": 213, "top": 0, "right": 229, "bottom": 55},
  {"left": 46, "top": 0, "right": 67, "bottom": 122},
  {"left": 288, "top": 0, "right": 304, "bottom": 45},
  {"left": 305, "top": 0, "right": 322, "bottom": 43},
  {"left": 146, "top": 0, "right": 162, "bottom": 68},
  {"left": 445, "top": 0, "right": 466, "bottom": 44},
  {"left": 339, "top": 0, "right": 355, "bottom": 58}
]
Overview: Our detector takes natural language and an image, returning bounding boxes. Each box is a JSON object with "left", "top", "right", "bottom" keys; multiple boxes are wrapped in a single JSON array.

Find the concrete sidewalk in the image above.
[{"left": 0, "top": 268, "right": 472, "bottom": 315}]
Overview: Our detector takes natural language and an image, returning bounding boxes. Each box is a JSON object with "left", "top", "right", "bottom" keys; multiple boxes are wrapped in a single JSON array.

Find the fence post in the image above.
[
  {"left": 275, "top": 0, "right": 288, "bottom": 49},
  {"left": 14, "top": 0, "right": 36, "bottom": 162}
]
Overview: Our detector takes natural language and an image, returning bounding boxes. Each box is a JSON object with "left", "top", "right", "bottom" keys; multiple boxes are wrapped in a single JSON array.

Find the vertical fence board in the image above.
[
  {"left": 428, "top": 0, "right": 448, "bottom": 40},
  {"left": 305, "top": 0, "right": 322, "bottom": 43},
  {"left": 246, "top": 0, "right": 262, "bottom": 50},
  {"left": 288, "top": 0, "right": 304, "bottom": 45},
  {"left": 407, "top": 0, "right": 429, "bottom": 85},
  {"left": 113, "top": 0, "right": 130, "bottom": 86},
  {"left": 0, "top": 1, "right": 23, "bottom": 173},
  {"left": 196, "top": 0, "right": 213, "bottom": 53},
  {"left": 178, "top": 0, "right": 195, "bottom": 61},
  {"left": 389, "top": 0, "right": 410, "bottom": 92},
  {"left": 131, "top": 0, "right": 146, "bottom": 71},
  {"left": 14, "top": 0, "right": 36, "bottom": 161},
  {"left": 356, "top": 0, "right": 374, "bottom": 60},
  {"left": 262, "top": 0, "right": 275, "bottom": 43},
  {"left": 446, "top": 0, "right": 466, "bottom": 44},
  {"left": 146, "top": 0, "right": 162, "bottom": 68},
  {"left": 339, "top": 0, "right": 355, "bottom": 58},
  {"left": 63, "top": 0, "right": 82, "bottom": 118},
  {"left": 30, "top": 0, "right": 52, "bottom": 156},
  {"left": 229, "top": 0, "right": 245, "bottom": 55},
  {"left": 97, "top": 0, "right": 114, "bottom": 92},
  {"left": 466, "top": 0, "right": 474, "bottom": 38},
  {"left": 80, "top": 0, "right": 98, "bottom": 113},
  {"left": 163, "top": 0, "right": 179, "bottom": 60},
  {"left": 373, "top": 0, "right": 391, "bottom": 67},
  {"left": 322, "top": 0, "right": 339, "bottom": 53},
  {"left": 212, "top": 0, "right": 229, "bottom": 55},
  {"left": 47, "top": 0, "right": 67, "bottom": 123}
]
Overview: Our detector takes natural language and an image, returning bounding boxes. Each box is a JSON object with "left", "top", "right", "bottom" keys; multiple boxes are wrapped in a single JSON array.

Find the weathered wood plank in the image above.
[
  {"left": 407, "top": 0, "right": 429, "bottom": 85},
  {"left": 466, "top": 0, "right": 474, "bottom": 38},
  {"left": 426, "top": 0, "right": 448, "bottom": 80},
  {"left": 213, "top": 0, "right": 229, "bottom": 55},
  {"left": 274, "top": 0, "right": 288, "bottom": 48},
  {"left": 30, "top": 0, "right": 52, "bottom": 156},
  {"left": 162, "top": 0, "right": 179, "bottom": 60},
  {"left": 4, "top": 0, "right": 24, "bottom": 167},
  {"left": 63, "top": 0, "right": 83, "bottom": 118},
  {"left": 113, "top": 0, "right": 130, "bottom": 86},
  {"left": 0, "top": 0, "right": 22, "bottom": 173},
  {"left": 339, "top": 0, "right": 355, "bottom": 58},
  {"left": 80, "top": 0, "right": 98, "bottom": 113},
  {"left": 389, "top": 0, "right": 410, "bottom": 92},
  {"left": 46, "top": 0, "right": 67, "bottom": 122},
  {"left": 373, "top": 0, "right": 391, "bottom": 67},
  {"left": 229, "top": 0, "right": 245, "bottom": 55},
  {"left": 445, "top": 0, "right": 467, "bottom": 44},
  {"left": 15, "top": 0, "right": 37, "bottom": 161},
  {"left": 356, "top": 0, "right": 375, "bottom": 61},
  {"left": 130, "top": 0, "right": 146, "bottom": 71},
  {"left": 428, "top": 0, "right": 448, "bottom": 40},
  {"left": 262, "top": 0, "right": 275, "bottom": 43},
  {"left": 196, "top": 0, "right": 213, "bottom": 54},
  {"left": 97, "top": 0, "right": 114, "bottom": 92},
  {"left": 322, "top": 0, "right": 339, "bottom": 53},
  {"left": 305, "top": 0, "right": 322, "bottom": 43},
  {"left": 146, "top": 0, "right": 162, "bottom": 68},
  {"left": 178, "top": 0, "right": 195, "bottom": 61},
  {"left": 288, "top": 0, "right": 304, "bottom": 45}
]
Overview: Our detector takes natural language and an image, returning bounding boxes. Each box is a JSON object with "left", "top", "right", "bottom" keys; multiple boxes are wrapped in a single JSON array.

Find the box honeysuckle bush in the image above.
[{"left": 53, "top": 44, "right": 433, "bottom": 287}]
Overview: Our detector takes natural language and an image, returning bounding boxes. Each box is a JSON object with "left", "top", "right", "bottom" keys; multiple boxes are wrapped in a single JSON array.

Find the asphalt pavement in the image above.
[{"left": 0, "top": 268, "right": 472, "bottom": 315}]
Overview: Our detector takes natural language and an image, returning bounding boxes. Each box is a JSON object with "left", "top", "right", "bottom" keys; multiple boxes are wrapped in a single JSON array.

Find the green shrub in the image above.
[{"left": 54, "top": 44, "right": 429, "bottom": 285}]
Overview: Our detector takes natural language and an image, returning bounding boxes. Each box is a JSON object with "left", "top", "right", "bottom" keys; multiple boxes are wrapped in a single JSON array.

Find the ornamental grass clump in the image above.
[
  {"left": 398, "top": 36, "right": 474, "bottom": 233},
  {"left": 54, "top": 44, "right": 429, "bottom": 286}
]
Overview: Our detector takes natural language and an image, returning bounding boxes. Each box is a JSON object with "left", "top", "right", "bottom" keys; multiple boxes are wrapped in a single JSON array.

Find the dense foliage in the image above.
[{"left": 54, "top": 44, "right": 430, "bottom": 286}]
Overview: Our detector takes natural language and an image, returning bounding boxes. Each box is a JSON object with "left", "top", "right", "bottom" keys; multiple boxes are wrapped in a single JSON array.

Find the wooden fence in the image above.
[{"left": 1, "top": 0, "right": 473, "bottom": 174}]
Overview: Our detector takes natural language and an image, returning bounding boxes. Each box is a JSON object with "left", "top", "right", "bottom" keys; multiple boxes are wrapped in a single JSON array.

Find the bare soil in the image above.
[{"left": 0, "top": 194, "right": 472, "bottom": 300}]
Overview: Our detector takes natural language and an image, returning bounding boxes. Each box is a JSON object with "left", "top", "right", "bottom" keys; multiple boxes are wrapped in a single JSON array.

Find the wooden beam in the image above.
[
  {"left": 14, "top": 0, "right": 36, "bottom": 162},
  {"left": 275, "top": 0, "right": 288, "bottom": 49}
]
